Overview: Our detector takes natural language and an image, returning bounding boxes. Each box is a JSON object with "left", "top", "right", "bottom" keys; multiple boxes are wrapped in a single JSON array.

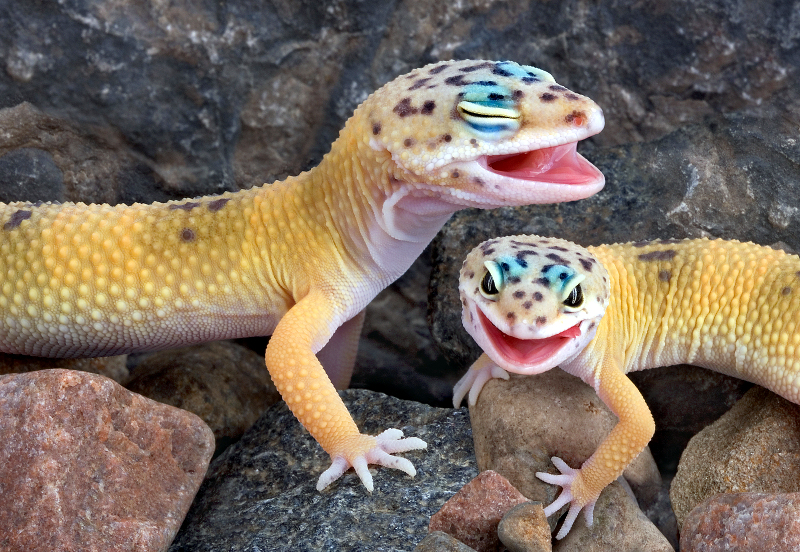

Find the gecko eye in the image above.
[
  {"left": 563, "top": 284, "right": 584, "bottom": 308},
  {"left": 480, "top": 261, "right": 504, "bottom": 299}
]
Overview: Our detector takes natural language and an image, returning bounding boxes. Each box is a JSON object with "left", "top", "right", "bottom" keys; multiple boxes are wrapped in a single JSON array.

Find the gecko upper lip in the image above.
[
  {"left": 484, "top": 142, "right": 602, "bottom": 186},
  {"left": 478, "top": 308, "right": 581, "bottom": 368}
]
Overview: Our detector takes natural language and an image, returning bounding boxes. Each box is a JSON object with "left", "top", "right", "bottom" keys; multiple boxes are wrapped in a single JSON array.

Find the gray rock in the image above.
[
  {"left": 126, "top": 341, "right": 281, "bottom": 456},
  {"left": 169, "top": 389, "right": 477, "bottom": 552},
  {"left": 0, "top": 148, "right": 64, "bottom": 203},
  {"left": 415, "top": 531, "right": 477, "bottom": 552}
]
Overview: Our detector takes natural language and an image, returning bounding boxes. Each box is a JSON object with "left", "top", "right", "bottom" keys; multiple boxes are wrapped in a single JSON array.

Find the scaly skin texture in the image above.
[
  {"left": 0, "top": 60, "right": 606, "bottom": 492},
  {"left": 455, "top": 235, "right": 800, "bottom": 538}
]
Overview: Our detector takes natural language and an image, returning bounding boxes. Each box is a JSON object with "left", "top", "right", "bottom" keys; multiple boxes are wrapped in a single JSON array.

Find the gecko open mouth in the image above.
[
  {"left": 478, "top": 308, "right": 581, "bottom": 368},
  {"left": 484, "top": 142, "right": 602, "bottom": 186}
]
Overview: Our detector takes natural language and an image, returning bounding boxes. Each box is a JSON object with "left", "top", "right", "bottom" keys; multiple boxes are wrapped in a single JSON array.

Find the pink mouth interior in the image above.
[
  {"left": 484, "top": 142, "right": 602, "bottom": 185},
  {"left": 479, "top": 309, "right": 580, "bottom": 367}
]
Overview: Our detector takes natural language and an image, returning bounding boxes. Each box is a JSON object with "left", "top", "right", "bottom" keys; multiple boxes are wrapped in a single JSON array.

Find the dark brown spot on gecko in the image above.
[
  {"left": 169, "top": 201, "right": 200, "bottom": 211},
  {"left": 540, "top": 93, "right": 557, "bottom": 102},
  {"left": 513, "top": 291, "right": 526, "bottom": 299},
  {"left": 207, "top": 198, "right": 230, "bottom": 212},
  {"left": 639, "top": 250, "right": 678, "bottom": 262},
  {"left": 522, "top": 301, "right": 533, "bottom": 310},
  {"left": 429, "top": 64, "right": 449, "bottom": 74},
  {"left": 421, "top": 100, "right": 436, "bottom": 115},
  {"left": 507, "top": 312, "right": 516, "bottom": 320},
  {"left": 404, "top": 138, "right": 415, "bottom": 148},
  {"left": 443, "top": 134, "right": 452, "bottom": 142},
  {"left": 512, "top": 90, "right": 524, "bottom": 100},
  {"left": 393, "top": 98, "right": 418, "bottom": 117},
  {"left": 452, "top": 170, "right": 460, "bottom": 178},
  {"left": 181, "top": 228, "right": 196, "bottom": 242},
  {"left": 535, "top": 278, "right": 549, "bottom": 286},
  {"left": 372, "top": 122, "right": 382, "bottom": 135},
  {"left": 533, "top": 292, "right": 544, "bottom": 301},
  {"left": 659, "top": 270, "right": 672, "bottom": 282},
  {"left": 470, "top": 138, "right": 478, "bottom": 145},
  {"left": 444, "top": 75, "right": 470, "bottom": 86},
  {"left": 508, "top": 276, "right": 521, "bottom": 284},
  {"left": 536, "top": 316, "right": 547, "bottom": 325},
  {"left": 492, "top": 66, "right": 513, "bottom": 77},
  {"left": 564, "top": 93, "right": 580, "bottom": 101},
  {"left": 579, "top": 258, "right": 594, "bottom": 271},
  {"left": 549, "top": 85, "right": 567, "bottom": 92},
  {"left": 546, "top": 253, "right": 568, "bottom": 263},
  {"left": 408, "top": 78, "right": 432, "bottom": 91},
  {"left": 565, "top": 111, "right": 586, "bottom": 125},
  {"left": 472, "top": 177, "right": 485, "bottom": 187},
  {"left": 4, "top": 210, "right": 31, "bottom": 230},
  {"left": 466, "top": 271, "right": 475, "bottom": 280},
  {"left": 549, "top": 246, "right": 569, "bottom": 251},
  {"left": 783, "top": 286, "right": 792, "bottom": 295},
  {"left": 460, "top": 62, "right": 493, "bottom": 72}
]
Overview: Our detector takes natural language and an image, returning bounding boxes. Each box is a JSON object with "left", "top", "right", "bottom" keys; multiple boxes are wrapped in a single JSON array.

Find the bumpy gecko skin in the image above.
[
  {"left": 0, "top": 60, "right": 605, "bottom": 493},
  {"left": 455, "top": 234, "right": 800, "bottom": 538}
]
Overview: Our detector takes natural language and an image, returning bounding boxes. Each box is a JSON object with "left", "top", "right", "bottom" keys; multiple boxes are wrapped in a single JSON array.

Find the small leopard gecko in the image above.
[
  {"left": 455, "top": 234, "right": 800, "bottom": 538},
  {"left": 0, "top": 61, "right": 605, "bottom": 492}
]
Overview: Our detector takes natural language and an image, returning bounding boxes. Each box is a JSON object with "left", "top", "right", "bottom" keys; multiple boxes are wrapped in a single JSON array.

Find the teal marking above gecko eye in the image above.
[
  {"left": 541, "top": 264, "right": 586, "bottom": 305},
  {"left": 457, "top": 81, "right": 521, "bottom": 138}
]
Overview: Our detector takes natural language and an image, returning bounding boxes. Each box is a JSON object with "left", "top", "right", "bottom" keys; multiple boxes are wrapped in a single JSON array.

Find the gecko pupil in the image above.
[
  {"left": 564, "top": 284, "right": 583, "bottom": 308},
  {"left": 481, "top": 271, "right": 499, "bottom": 295}
]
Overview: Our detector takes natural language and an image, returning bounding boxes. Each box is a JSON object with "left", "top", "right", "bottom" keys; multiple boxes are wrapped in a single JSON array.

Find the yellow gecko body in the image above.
[
  {"left": 0, "top": 60, "right": 605, "bottom": 491},
  {"left": 455, "top": 235, "right": 800, "bottom": 538}
]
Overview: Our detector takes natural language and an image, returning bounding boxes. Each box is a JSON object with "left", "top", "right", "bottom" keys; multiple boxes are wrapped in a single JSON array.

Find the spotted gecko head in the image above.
[
  {"left": 459, "top": 234, "right": 610, "bottom": 374},
  {"left": 356, "top": 59, "right": 605, "bottom": 208}
]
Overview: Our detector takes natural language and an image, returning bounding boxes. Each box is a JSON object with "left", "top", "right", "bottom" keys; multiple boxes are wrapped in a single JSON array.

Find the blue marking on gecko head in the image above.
[
  {"left": 495, "top": 61, "right": 555, "bottom": 84},
  {"left": 541, "top": 264, "right": 581, "bottom": 295}
]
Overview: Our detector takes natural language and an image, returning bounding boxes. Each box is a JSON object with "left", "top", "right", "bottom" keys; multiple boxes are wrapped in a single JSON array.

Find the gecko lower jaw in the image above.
[
  {"left": 483, "top": 142, "right": 603, "bottom": 186},
  {"left": 477, "top": 308, "right": 581, "bottom": 372}
]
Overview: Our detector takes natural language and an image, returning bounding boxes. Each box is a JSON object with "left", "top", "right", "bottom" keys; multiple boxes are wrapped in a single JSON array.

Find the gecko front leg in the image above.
[
  {"left": 265, "top": 289, "right": 426, "bottom": 491},
  {"left": 452, "top": 353, "right": 510, "bottom": 408}
]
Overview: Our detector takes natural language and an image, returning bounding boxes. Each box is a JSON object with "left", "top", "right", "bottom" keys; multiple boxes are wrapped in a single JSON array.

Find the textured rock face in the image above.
[{"left": 0, "top": 369, "right": 214, "bottom": 552}]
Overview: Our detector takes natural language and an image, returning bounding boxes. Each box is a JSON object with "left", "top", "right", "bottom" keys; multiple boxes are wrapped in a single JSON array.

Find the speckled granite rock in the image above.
[
  {"left": 497, "top": 501, "right": 552, "bottom": 552},
  {"left": 680, "top": 492, "right": 800, "bottom": 552},
  {"left": 0, "top": 369, "right": 214, "bottom": 552},
  {"left": 429, "top": 470, "right": 529, "bottom": 552},
  {"left": 127, "top": 341, "right": 280, "bottom": 456},
  {"left": 170, "top": 389, "right": 477, "bottom": 552},
  {"left": 553, "top": 481, "right": 674, "bottom": 552},
  {"left": 0, "top": 353, "right": 130, "bottom": 384},
  {"left": 670, "top": 386, "right": 800, "bottom": 527}
]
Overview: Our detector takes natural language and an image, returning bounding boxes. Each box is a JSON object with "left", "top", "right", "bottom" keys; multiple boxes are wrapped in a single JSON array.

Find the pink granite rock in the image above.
[
  {"left": 429, "top": 470, "right": 529, "bottom": 552},
  {"left": 0, "top": 369, "right": 214, "bottom": 552},
  {"left": 681, "top": 492, "right": 800, "bottom": 551}
]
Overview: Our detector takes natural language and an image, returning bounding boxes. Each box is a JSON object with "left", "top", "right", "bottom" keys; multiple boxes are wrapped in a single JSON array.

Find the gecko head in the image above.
[
  {"left": 459, "top": 234, "right": 610, "bottom": 374},
  {"left": 360, "top": 59, "right": 605, "bottom": 208}
]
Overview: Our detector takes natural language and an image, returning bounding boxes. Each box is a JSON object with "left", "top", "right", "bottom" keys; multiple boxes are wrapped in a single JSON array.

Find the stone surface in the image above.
[
  {"left": 0, "top": 369, "right": 214, "bottom": 552},
  {"left": 497, "top": 501, "right": 552, "bottom": 552},
  {"left": 429, "top": 470, "right": 529, "bottom": 552},
  {"left": 469, "top": 371, "right": 662, "bottom": 514},
  {"left": 126, "top": 341, "right": 281, "bottom": 456},
  {"left": 415, "top": 531, "right": 478, "bottom": 552},
  {"left": 0, "top": 353, "right": 130, "bottom": 384},
  {"left": 670, "top": 386, "right": 800, "bottom": 527},
  {"left": 681, "top": 492, "right": 800, "bottom": 552},
  {"left": 553, "top": 481, "right": 674, "bottom": 552},
  {"left": 170, "top": 389, "right": 477, "bottom": 552}
]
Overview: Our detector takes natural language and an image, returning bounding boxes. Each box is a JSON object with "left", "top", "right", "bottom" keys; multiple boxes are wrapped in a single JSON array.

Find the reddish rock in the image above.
[
  {"left": 0, "top": 369, "right": 214, "bottom": 552},
  {"left": 429, "top": 470, "right": 529, "bottom": 552},
  {"left": 681, "top": 492, "right": 800, "bottom": 551}
]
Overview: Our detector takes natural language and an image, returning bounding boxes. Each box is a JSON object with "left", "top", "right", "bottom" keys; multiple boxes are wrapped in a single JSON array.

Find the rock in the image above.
[
  {"left": 415, "top": 531, "right": 478, "bottom": 552},
  {"left": 497, "top": 501, "right": 552, "bottom": 552},
  {"left": 553, "top": 481, "right": 674, "bottom": 552},
  {"left": 670, "top": 386, "right": 800, "bottom": 527},
  {"left": 126, "top": 341, "right": 280, "bottom": 456},
  {"left": 0, "top": 369, "right": 214, "bottom": 552},
  {"left": 0, "top": 353, "right": 130, "bottom": 384},
  {"left": 680, "top": 492, "right": 800, "bottom": 552},
  {"left": 429, "top": 470, "right": 529, "bottom": 552},
  {"left": 430, "top": 114, "right": 800, "bottom": 371},
  {"left": 0, "top": 147, "right": 64, "bottom": 203},
  {"left": 469, "top": 371, "right": 662, "bottom": 514},
  {"left": 169, "top": 389, "right": 477, "bottom": 551}
]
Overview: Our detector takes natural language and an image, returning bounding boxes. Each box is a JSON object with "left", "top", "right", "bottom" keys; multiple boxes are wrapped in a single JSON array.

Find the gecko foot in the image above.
[
  {"left": 536, "top": 456, "right": 597, "bottom": 539},
  {"left": 452, "top": 360, "right": 510, "bottom": 407},
  {"left": 316, "top": 428, "right": 427, "bottom": 492}
]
